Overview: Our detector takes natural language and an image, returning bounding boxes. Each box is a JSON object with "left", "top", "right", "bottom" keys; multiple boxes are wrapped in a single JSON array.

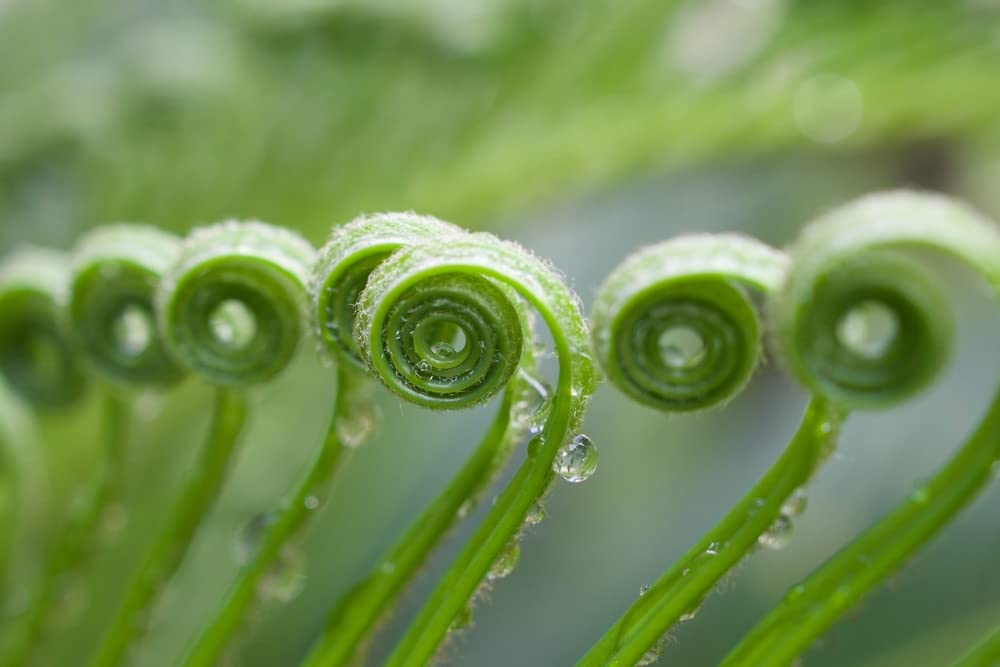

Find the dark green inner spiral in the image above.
[
  {"left": 162, "top": 261, "right": 304, "bottom": 386},
  {"left": 609, "top": 281, "right": 760, "bottom": 412},
  {"left": 366, "top": 275, "right": 523, "bottom": 409},
  {"left": 315, "top": 251, "right": 387, "bottom": 369},
  {"left": 0, "top": 291, "right": 86, "bottom": 409},
  {"left": 789, "top": 253, "right": 953, "bottom": 408},
  {"left": 70, "top": 260, "right": 183, "bottom": 386}
]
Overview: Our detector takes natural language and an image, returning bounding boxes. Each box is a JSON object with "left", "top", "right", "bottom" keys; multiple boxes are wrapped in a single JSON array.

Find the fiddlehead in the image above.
[
  {"left": 579, "top": 234, "right": 847, "bottom": 667},
  {"left": 721, "top": 191, "right": 1000, "bottom": 667},
  {"left": 377, "top": 233, "right": 600, "bottom": 667},
  {"left": 299, "top": 213, "right": 540, "bottom": 667},
  {"left": 0, "top": 248, "right": 87, "bottom": 410},
  {"left": 9, "top": 226, "right": 188, "bottom": 659},
  {"left": 89, "top": 220, "right": 316, "bottom": 667},
  {"left": 185, "top": 212, "right": 463, "bottom": 667},
  {"left": 67, "top": 224, "right": 184, "bottom": 387}
]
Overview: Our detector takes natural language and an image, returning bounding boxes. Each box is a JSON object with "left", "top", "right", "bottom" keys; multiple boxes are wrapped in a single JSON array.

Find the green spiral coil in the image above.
[
  {"left": 157, "top": 220, "right": 317, "bottom": 386},
  {"left": 591, "top": 233, "right": 787, "bottom": 411},
  {"left": 722, "top": 190, "right": 1000, "bottom": 666},
  {"left": 0, "top": 248, "right": 87, "bottom": 409},
  {"left": 68, "top": 225, "right": 184, "bottom": 387}
]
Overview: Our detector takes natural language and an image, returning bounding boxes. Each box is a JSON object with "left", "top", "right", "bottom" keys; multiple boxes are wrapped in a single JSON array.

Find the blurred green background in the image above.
[{"left": 2, "top": 0, "right": 1000, "bottom": 665}]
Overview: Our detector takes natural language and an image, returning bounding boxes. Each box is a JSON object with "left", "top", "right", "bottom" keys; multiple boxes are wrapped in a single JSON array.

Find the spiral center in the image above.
[
  {"left": 414, "top": 318, "right": 470, "bottom": 368},
  {"left": 112, "top": 304, "right": 154, "bottom": 357},
  {"left": 658, "top": 324, "right": 706, "bottom": 369},
  {"left": 210, "top": 299, "right": 258, "bottom": 350},
  {"left": 836, "top": 300, "right": 899, "bottom": 360}
]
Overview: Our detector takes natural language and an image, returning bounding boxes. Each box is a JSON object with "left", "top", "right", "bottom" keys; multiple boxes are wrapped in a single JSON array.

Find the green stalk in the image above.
[
  {"left": 2, "top": 388, "right": 128, "bottom": 667},
  {"left": 300, "top": 375, "right": 524, "bottom": 667},
  {"left": 722, "top": 391, "right": 1000, "bottom": 666},
  {"left": 719, "top": 191, "right": 1000, "bottom": 665},
  {"left": 184, "top": 369, "right": 364, "bottom": 667},
  {"left": 87, "top": 389, "right": 246, "bottom": 667},
  {"left": 955, "top": 622, "right": 1000, "bottom": 667},
  {"left": 578, "top": 398, "right": 843, "bottom": 667}
]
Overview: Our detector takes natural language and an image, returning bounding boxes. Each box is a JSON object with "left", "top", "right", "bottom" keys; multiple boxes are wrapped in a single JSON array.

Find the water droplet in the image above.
[
  {"left": 487, "top": 541, "right": 520, "bottom": 581},
  {"left": 449, "top": 604, "right": 474, "bottom": 632},
  {"left": 303, "top": 495, "right": 319, "bottom": 511},
  {"left": 457, "top": 499, "right": 473, "bottom": 519},
  {"left": 233, "top": 512, "right": 275, "bottom": 566},
  {"left": 258, "top": 545, "right": 307, "bottom": 603},
  {"left": 705, "top": 541, "right": 722, "bottom": 556},
  {"left": 380, "top": 561, "right": 396, "bottom": 574},
  {"left": 787, "top": 584, "right": 806, "bottom": 601},
  {"left": 639, "top": 583, "right": 652, "bottom": 596},
  {"left": 636, "top": 638, "right": 664, "bottom": 665},
  {"left": 758, "top": 515, "right": 793, "bottom": 550},
  {"left": 911, "top": 487, "right": 929, "bottom": 505},
  {"left": 553, "top": 434, "right": 598, "bottom": 483},
  {"left": 781, "top": 488, "right": 808, "bottom": 517},
  {"left": 679, "top": 600, "right": 702, "bottom": 622},
  {"left": 430, "top": 342, "right": 456, "bottom": 359},
  {"left": 524, "top": 502, "right": 546, "bottom": 526},
  {"left": 335, "top": 402, "right": 378, "bottom": 449}
]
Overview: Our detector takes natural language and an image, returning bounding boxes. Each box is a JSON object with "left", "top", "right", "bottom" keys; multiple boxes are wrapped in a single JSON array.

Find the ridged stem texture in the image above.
[
  {"left": 721, "top": 191, "right": 1000, "bottom": 667},
  {"left": 375, "top": 232, "right": 600, "bottom": 667},
  {"left": 579, "top": 234, "right": 848, "bottom": 666}
]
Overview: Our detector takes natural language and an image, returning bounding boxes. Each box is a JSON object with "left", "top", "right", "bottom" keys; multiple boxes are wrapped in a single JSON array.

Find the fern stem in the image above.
[
  {"left": 1, "top": 388, "right": 129, "bottom": 667},
  {"left": 578, "top": 398, "right": 844, "bottom": 667},
  {"left": 87, "top": 389, "right": 246, "bottom": 667},
  {"left": 722, "top": 391, "right": 1000, "bottom": 667},
  {"left": 300, "top": 370, "right": 528, "bottom": 667},
  {"left": 720, "top": 191, "right": 1000, "bottom": 665},
  {"left": 954, "top": 622, "right": 1000, "bottom": 667},
  {"left": 184, "top": 368, "right": 364, "bottom": 667}
]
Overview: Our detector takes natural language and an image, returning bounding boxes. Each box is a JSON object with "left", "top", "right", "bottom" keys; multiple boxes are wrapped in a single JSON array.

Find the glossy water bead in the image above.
[{"left": 553, "top": 434, "right": 599, "bottom": 483}]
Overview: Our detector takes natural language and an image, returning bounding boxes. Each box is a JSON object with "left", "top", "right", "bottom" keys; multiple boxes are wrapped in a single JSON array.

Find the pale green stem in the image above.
[{"left": 87, "top": 389, "right": 246, "bottom": 667}]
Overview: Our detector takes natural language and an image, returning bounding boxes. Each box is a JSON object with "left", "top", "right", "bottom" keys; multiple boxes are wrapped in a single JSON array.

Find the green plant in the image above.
[
  {"left": 580, "top": 234, "right": 847, "bottom": 666},
  {"left": 0, "top": 191, "right": 997, "bottom": 667}
]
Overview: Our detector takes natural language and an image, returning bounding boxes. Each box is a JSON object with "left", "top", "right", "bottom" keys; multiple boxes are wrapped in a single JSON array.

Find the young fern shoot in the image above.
[
  {"left": 721, "top": 191, "right": 1000, "bottom": 667},
  {"left": 578, "top": 234, "right": 847, "bottom": 667},
  {"left": 0, "top": 246, "right": 128, "bottom": 667},
  {"left": 377, "top": 233, "right": 601, "bottom": 666},
  {"left": 87, "top": 221, "right": 316, "bottom": 667},
  {"left": 185, "top": 213, "right": 465, "bottom": 667},
  {"left": 299, "top": 213, "right": 540, "bottom": 667}
]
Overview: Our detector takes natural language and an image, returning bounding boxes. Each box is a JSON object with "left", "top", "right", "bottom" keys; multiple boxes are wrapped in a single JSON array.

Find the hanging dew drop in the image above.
[
  {"left": 524, "top": 502, "right": 546, "bottom": 526},
  {"left": 636, "top": 638, "right": 665, "bottom": 665},
  {"left": 487, "top": 541, "right": 520, "bottom": 581},
  {"left": 781, "top": 488, "right": 808, "bottom": 517},
  {"left": 553, "top": 434, "right": 598, "bottom": 483},
  {"left": 258, "top": 545, "right": 307, "bottom": 603},
  {"left": 303, "top": 495, "right": 320, "bottom": 511},
  {"left": 758, "top": 514, "right": 794, "bottom": 550},
  {"left": 233, "top": 512, "right": 275, "bottom": 566},
  {"left": 449, "top": 604, "right": 474, "bottom": 632},
  {"left": 335, "top": 402, "right": 378, "bottom": 449}
]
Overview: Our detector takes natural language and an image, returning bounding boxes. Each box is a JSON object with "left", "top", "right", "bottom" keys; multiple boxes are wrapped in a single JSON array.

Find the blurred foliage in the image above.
[{"left": 3, "top": 0, "right": 1000, "bottom": 247}]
